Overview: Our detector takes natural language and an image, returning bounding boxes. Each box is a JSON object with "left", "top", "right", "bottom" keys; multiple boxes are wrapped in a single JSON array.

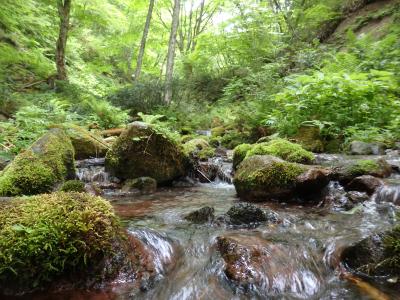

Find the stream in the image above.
[{"left": 14, "top": 154, "right": 400, "bottom": 299}]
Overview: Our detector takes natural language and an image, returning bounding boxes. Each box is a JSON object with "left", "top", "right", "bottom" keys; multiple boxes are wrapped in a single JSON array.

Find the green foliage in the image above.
[
  {"left": 233, "top": 143, "right": 253, "bottom": 170},
  {"left": 384, "top": 224, "right": 400, "bottom": 269},
  {"left": 60, "top": 180, "right": 86, "bottom": 192},
  {"left": 0, "top": 192, "right": 124, "bottom": 291}
]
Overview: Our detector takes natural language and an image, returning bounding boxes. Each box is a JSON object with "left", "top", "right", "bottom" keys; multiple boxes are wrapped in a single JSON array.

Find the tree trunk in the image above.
[
  {"left": 164, "top": 0, "right": 181, "bottom": 105},
  {"left": 134, "top": 0, "right": 155, "bottom": 81},
  {"left": 56, "top": 0, "right": 72, "bottom": 81}
]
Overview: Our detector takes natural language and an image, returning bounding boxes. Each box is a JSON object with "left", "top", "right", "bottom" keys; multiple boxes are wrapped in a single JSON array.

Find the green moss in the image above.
[
  {"left": 0, "top": 129, "right": 75, "bottom": 196},
  {"left": 65, "top": 125, "right": 109, "bottom": 160},
  {"left": 0, "top": 192, "right": 126, "bottom": 292},
  {"left": 60, "top": 180, "right": 86, "bottom": 192},
  {"left": 183, "top": 138, "right": 215, "bottom": 160},
  {"left": 233, "top": 143, "right": 252, "bottom": 170},
  {"left": 295, "top": 126, "right": 324, "bottom": 153},
  {"left": 346, "top": 159, "right": 380, "bottom": 176},
  {"left": 245, "top": 139, "right": 315, "bottom": 164},
  {"left": 234, "top": 155, "right": 305, "bottom": 192},
  {"left": 211, "top": 126, "right": 225, "bottom": 137}
]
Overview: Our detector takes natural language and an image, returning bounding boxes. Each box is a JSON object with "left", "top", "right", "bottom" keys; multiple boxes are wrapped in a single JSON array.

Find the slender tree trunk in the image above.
[
  {"left": 134, "top": 0, "right": 155, "bottom": 81},
  {"left": 164, "top": 0, "right": 180, "bottom": 105},
  {"left": 56, "top": 0, "right": 72, "bottom": 81}
]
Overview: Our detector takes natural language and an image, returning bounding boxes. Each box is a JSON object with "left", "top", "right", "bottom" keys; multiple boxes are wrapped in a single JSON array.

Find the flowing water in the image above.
[{"left": 12, "top": 155, "right": 400, "bottom": 299}]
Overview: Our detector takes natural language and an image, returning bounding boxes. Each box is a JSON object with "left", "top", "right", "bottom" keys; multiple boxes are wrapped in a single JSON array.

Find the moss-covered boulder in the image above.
[
  {"left": 341, "top": 226, "right": 400, "bottom": 281},
  {"left": 183, "top": 138, "right": 215, "bottom": 161},
  {"left": 105, "top": 122, "right": 190, "bottom": 184},
  {"left": 0, "top": 129, "right": 75, "bottom": 196},
  {"left": 233, "top": 143, "right": 252, "bottom": 171},
  {"left": 66, "top": 125, "right": 109, "bottom": 160},
  {"left": 0, "top": 192, "right": 154, "bottom": 295},
  {"left": 234, "top": 155, "right": 330, "bottom": 202},
  {"left": 334, "top": 158, "right": 392, "bottom": 185}
]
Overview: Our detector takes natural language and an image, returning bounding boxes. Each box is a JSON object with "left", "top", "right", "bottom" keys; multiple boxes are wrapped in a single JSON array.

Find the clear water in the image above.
[{"left": 10, "top": 155, "right": 400, "bottom": 299}]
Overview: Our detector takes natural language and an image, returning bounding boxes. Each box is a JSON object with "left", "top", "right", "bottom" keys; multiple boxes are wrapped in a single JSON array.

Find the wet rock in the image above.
[
  {"left": 184, "top": 206, "right": 215, "bottom": 224},
  {"left": 197, "top": 162, "right": 219, "bottom": 182},
  {"left": 234, "top": 155, "right": 330, "bottom": 202},
  {"left": 122, "top": 177, "right": 157, "bottom": 194},
  {"left": 349, "top": 141, "right": 386, "bottom": 155},
  {"left": 341, "top": 229, "right": 400, "bottom": 279},
  {"left": 105, "top": 122, "right": 190, "bottom": 184},
  {"left": 350, "top": 141, "right": 373, "bottom": 155},
  {"left": 172, "top": 176, "right": 196, "bottom": 188},
  {"left": 346, "top": 191, "right": 369, "bottom": 204},
  {"left": 346, "top": 175, "right": 384, "bottom": 195},
  {"left": 66, "top": 125, "right": 109, "bottom": 159},
  {"left": 216, "top": 234, "right": 322, "bottom": 297},
  {"left": 226, "top": 203, "right": 269, "bottom": 225},
  {"left": 0, "top": 153, "right": 12, "bottom": 171},
  {"left": 334, "top": 158, "right": 392, "bottom": 185},
  {"left": 0, "top": 129, "right": 75, "bottom": 196}
]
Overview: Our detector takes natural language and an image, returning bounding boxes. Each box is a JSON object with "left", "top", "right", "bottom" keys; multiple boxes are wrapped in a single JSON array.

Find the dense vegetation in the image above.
[{"left": 1, "top": 0, "right": 399, "bottom": 157}]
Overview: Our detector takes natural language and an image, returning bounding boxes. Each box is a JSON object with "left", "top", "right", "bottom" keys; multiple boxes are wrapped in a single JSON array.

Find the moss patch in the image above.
[
  {"left": 60, "top": 180, "right": 86, "bottom": 192},
  {"left": 0, "top": 129, "right": 75, "bottom": 196},
  {"left": 183, "top": 138, "right": 215, "bottom": 161},
  {"left": 346, "top": 159, "right": 381, "bottom": 176},
  {"left": 246, "top": 139, "right": 315, "bottom": 164},
  {"left": 0, "top": 192, "right": 130, "bottom": 293},
  {"left": 233, "top": 143, "right": 252, "bottom": 170}
]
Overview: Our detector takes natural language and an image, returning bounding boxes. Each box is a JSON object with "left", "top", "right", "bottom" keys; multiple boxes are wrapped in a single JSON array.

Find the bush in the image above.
[{"left": 0, "top": 192, "right": 127, "bottom": 293}]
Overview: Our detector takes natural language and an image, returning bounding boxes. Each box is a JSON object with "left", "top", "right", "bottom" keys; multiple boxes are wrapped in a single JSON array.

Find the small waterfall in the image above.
[
  {"left": 372, "top": 184, "right": 400, "bottom": 205},
  {"left": 75, "top": 158, "right": 121, "bottom": 194},
  {"left": 129, "top": 229, "right": 177, "bottom": 276},
  {"left": 197, "top": 157, "right": 233, "bottom": 184}
]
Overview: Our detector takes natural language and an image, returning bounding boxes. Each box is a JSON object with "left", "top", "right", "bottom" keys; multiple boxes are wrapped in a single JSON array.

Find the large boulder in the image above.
[
  {"left": 0, "top": 129, "right": 75, "bottom": 196},
  {"left": 182, "top": 138, "right": 215, "bottom": 161},
  {"left": 345, "top": 175, "right": 384, "bottom": 195},
  {"left": 0, "top": 192, "right": 155, "bottom": 295},
  {"left": 105, "top": 122, "right": 190, "bottom": 184},
  {"left": 216, "top": 234, "right": 322, "bottom": 297},
  {"left": 234, "top": 155, "right": 330, "bottom": 202},
  {"left": 295, "top": 126, "right": 324, "bottom": 153},
  {"left": 333, "top": 158, "right": 392, "bottom": 185},
  {"left": 350, "top": 141, "right": 385, "bottom": 155},
  {"left": 341, "top": 227, "right": 400, "bottom": 280},
  {"left": 66, "top": 125, "right": 109, "bottom": 159}
]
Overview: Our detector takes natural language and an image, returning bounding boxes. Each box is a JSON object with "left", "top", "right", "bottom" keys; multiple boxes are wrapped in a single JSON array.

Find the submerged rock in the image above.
[
  {"left": 0, "top": 129, "right": 75, "bottom": 196},
  {"left": 234, "top": 155, "right": 330, "bottom": 202},
  {"left": 184, "top": 206, "right": 215, "bottom": 224},
  {"left": 0, "top": 192, "right": 155, "bottom": 296},
  {"left": 216, "top": 235, "right": 322, "bottom": 297},
  {"left": 122, "top": 177, "right": 157, "bottom": 194},
  {"left": 346, "top": 175, "right": 384, "bottom": 195},
  {"left": 225, "top": 203, "right": 271, "bottom": 225},
  {"left": 105, "top": 122, "right": 190, "bottom": 184}
]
